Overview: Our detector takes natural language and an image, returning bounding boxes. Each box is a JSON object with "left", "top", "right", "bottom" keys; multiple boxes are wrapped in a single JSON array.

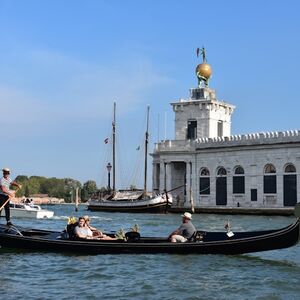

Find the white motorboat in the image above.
[{"left": 1, "top": 203, "right": 54, "bottom": 219}]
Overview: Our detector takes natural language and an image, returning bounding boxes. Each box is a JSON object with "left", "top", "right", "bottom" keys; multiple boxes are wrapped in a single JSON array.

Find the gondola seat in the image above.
[
  {"left": 189, "top": 231, "right": 206, "bottom": 242},
  {"left": 125, "top": 231, "right": 141, "bottom": 242}
]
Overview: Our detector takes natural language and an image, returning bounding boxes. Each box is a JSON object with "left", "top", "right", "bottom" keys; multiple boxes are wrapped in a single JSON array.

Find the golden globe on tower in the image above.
[{"left": 196, "top": 47, "right": 212, "bottom": 87}]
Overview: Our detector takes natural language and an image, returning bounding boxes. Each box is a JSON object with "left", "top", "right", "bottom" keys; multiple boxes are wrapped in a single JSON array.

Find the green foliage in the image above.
[
  {"left": 115, "top": 228, "right": 126, "bottom": 240},
  {"left": 81, "top": 180, "right": 98, "bottom": 201},
  {"left": 131, "top": 224, "right": 140, "bottom": 233},
  {"left": 25, "top": 186, "right": 30, "bottom": 197},
  {"left": 12, "top": 175, "right": 98, "bottom": 202},
  {"left": 15, "top": 175, "right": 28, "bottom": 182}
]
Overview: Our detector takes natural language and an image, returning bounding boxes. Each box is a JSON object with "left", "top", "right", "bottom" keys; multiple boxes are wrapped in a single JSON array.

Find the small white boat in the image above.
[{"left": 1, "top": 203, "right": 54, "bottom": 219}]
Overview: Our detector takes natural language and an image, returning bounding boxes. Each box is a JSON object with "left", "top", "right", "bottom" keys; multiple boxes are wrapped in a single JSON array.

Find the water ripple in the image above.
[{"left": 1, "top": 205, "right": 300, "bottom": 299}]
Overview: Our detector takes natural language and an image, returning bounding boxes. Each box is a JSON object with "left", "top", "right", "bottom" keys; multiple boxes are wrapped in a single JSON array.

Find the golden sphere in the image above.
[{"left": 195, "top": 63, "right": 212, "bottom": 79}]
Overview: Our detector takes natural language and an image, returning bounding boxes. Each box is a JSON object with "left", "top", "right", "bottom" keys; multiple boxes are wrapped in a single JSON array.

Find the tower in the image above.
[{"left": 171, "top": 48, "right": 235, "bottom": 140}]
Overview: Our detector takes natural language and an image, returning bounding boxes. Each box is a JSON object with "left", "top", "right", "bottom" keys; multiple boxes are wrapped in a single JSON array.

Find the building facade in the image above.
[{"left": 151, "top": 58, "right": 299, "bottom": 209}]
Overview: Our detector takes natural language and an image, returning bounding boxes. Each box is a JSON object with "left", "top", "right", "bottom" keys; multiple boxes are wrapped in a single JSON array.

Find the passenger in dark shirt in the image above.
[{"left": 168, "top": 212, "right": 196, "bottom": 242}]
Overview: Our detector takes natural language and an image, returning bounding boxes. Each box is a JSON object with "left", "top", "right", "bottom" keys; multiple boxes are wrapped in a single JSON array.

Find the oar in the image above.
[{"left": 0, "top": 187, "right": 20, "bottom": 212}]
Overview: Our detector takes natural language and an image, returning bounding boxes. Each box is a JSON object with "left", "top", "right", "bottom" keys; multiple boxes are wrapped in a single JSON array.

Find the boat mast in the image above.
[
  {"left": 75, "top": 187, "right": 79, "bottom": 212},
  {"left": 144, "top": 105, "right": 150, "bottom": 194},
  {"left": 112, "top": 102, "right": 116, "bottom": 192}
]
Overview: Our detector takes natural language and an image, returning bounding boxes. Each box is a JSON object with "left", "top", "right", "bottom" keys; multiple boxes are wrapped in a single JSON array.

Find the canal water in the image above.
[{"left": 1, "top": 204, "right": 300, "bottom": 300}]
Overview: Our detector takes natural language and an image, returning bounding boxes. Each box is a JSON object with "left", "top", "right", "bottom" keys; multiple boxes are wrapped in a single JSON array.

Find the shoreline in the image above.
[
  {"left": 169, "top": 206, "right": 294, "bottom": 216},
  {"left": 43, "top": 203, "right": 295, "bottom": 216}
]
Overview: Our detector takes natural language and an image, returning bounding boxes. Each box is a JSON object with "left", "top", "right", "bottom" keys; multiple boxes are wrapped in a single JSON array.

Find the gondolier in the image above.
[{"left": 0, "top": 167, "right": 22, "bottom": 226}]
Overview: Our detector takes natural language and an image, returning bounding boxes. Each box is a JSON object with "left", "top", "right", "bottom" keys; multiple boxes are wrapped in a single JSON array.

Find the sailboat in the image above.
[{"left": 87, "top": 103, "right": 172, "bottom": 213}]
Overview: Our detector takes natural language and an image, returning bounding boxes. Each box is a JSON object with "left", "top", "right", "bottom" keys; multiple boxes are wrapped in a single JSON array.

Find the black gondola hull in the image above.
[{"left": 0, "top": 219, "right": 299, "bottom": 255}]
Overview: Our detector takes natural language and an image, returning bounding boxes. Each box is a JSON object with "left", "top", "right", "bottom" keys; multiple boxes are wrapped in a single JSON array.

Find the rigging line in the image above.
[
  {"left": 115, "top": 129, "right": 133, "bottom": 189},
  {"left": 124, "top": 107, "right": 149, "bottom": 189},
  {"left": 131, "top": 113, "right": 148, "bottom": 188},
  {"left": 198, "top": 176, "right": 217, "bottom": 194},
  {"left": 98, "top": 104, "right": 115, "bottom": 188},
  {"left": 131, "top": 142, "right": 144, "bottom": 187},
  {"left": 98, "top": 129, "right": 113, "bottom": 188},
  {"left": 111, "top": 112, "right": 130, "bottom": 189}
]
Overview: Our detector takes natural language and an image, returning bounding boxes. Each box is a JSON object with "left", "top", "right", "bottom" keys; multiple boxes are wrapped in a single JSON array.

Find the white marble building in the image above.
[{"left": 151, "top": 85, "right": 300, "bottom": 209}]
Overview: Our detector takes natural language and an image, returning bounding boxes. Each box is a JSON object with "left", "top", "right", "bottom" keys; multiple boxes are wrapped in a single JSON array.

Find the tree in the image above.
[
  {"left": 25, "top": 185, "right": 30, "bottom": 197},
  {"left": 27, "top": 177, "right": 41, "bottom": 195},
  {"left": 15, "top": 175, "right": 29, "bottom": 197},
  {"left": 11, "top": 174, "right": 98, "bottom": 202},
  {"left": 82, "top": 180, "right": 98, "bottom": 202},
  {"left": 15, "top": 175, "right": 28, "bottom": 182}
]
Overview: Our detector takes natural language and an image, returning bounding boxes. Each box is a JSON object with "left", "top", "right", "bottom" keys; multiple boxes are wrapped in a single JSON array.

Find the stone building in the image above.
[{"left": 151, "top": 51, "right": 299, "bottom": 209}]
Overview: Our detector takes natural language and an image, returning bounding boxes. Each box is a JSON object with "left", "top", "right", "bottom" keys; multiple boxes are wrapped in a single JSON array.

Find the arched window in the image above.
[
  {"left": 283, "top": 164, "right": 297, "bottom": 206},
  {"left": 264, "top": 164, "right": 276, "bottom": 173},
  {"left": 217, "top": 167, "right": 227, "bottom": 176},
  {"left": 284, "top": 164, "right": 296, "bottom": 173},
  {"left": 234, "top": 166, "right": 244, "bottom": 175},
  {"left": 233, "top": 166, "right": 245, "bottom": 194},
  {"left": 199, "top": 168, "right": 210, "bottom": 195},
  {"left": 264, "top": 164, "right": 276, "bottom": 194},
  {"left": 200, "top": 168, "right": 210, "bottom": 176},
  {"left": 216, "top": 167, "right": 227, "bottom": 205}
]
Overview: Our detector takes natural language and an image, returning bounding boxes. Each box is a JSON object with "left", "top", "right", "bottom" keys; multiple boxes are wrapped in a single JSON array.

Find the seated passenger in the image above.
[
  {"left": 74, "top": 217, "right": 94, "bottom": 239},
  {"left": 83, "top": 215, "right": 117, "bottom": 240},
  {"left": 168, "top": 212, "right": 196, "bottom": 243}
]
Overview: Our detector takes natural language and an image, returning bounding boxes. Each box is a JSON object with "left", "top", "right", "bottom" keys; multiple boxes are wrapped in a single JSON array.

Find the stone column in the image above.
[
  {"left": 165, "top": 162, "right": 172, "bottom": 192},
  {"left": 191, "top": 160, "right": 197, "bottom": 208},
  {"left": 159, "top": 162, "right": 165, "bottom": 194},
  {"left": 277, "top": 172, "right": 283, "bottom": 208},
  {"left": 152, "top": 162, "right": 158, "bottom": 194},
  {"left": 226, "top": 167, "right": 233, "bottom": 206},
  {"left": 185, "top": 162, "right": 191, "bottom": 208}
]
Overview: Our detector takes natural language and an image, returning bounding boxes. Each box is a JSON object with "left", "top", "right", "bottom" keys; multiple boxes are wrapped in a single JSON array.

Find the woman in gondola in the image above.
[{"left": 83, "top": 215, "right": 116, "bottom": 240}]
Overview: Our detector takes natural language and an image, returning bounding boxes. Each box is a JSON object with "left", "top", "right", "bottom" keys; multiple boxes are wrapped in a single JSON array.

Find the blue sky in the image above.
[{"left": 1, "top": 0, "right": 300, "bottom": 188}]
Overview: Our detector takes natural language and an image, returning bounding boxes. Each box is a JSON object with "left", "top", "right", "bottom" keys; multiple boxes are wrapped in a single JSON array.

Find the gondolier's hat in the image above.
[
  {"left": 2, "top": 168, "right": 10, "bottom": 173},
  {"left": 181, "top": 212, "right": 192, "bottom": 220}
]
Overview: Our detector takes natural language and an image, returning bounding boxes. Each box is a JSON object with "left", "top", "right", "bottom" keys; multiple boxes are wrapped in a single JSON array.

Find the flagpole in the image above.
[
  {"left": 157, "top": 113, "right": 160, "bottom": 143},
  {"left": 144, "top": 105, "right": 150, "bottom": 194},
  {"left": 112, "top": 101, "right": 116, "bottom": 192},
  {"left": 75, "top": 187, "right": 79, "bottom": 212},
  {"left": 164, "top": 111, "right": 167, "bottom": 140}
]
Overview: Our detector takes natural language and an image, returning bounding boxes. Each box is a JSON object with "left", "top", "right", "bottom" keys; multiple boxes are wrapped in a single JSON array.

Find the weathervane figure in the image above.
[
  {"left": 196, "top": 47, "right": 207, "bottom": 63},
  {"left": 195, "top": 46, "right": 212, "bottom": 87}
]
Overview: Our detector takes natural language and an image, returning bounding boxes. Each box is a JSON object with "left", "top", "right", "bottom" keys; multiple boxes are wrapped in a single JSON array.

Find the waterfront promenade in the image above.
[{"left": 169, "top": 206, "right": 294, "bottom": 216}]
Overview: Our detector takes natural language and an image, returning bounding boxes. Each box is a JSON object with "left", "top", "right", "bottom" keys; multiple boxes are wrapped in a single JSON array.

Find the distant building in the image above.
[
  {"left": 151, "top": 50, "right": 299, "bottom": 209},
  {"left": 29, "top": 194, "right": 65, "bottom": 204}
]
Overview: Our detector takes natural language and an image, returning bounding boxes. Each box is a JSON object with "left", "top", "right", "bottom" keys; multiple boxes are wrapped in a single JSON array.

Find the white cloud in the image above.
[{"left": 0, "top": 48, "right": 172, "bottom": 137}]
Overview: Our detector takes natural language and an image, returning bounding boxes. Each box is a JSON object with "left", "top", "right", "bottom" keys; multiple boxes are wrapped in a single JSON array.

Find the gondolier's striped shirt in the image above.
[{"left": 0, "top": 177, "right": 12, "bottom": 195}]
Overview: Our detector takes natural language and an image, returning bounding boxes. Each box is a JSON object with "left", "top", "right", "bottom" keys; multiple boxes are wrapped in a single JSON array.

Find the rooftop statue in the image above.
[
  {"left": 196, "top": 47, "right": 212, "bottom": 87},
  {"left": 197, "top": 47, "right": 207, "bottom": 63}
]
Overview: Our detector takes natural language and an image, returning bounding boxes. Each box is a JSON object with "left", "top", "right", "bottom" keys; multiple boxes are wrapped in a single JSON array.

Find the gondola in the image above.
[{"left": 0, "top": 215, "right": 299, "bottom": 255}]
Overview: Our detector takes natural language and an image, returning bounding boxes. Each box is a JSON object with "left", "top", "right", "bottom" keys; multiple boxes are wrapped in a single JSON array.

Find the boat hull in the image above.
[
  {"left": 0, "top": 219, "right": 299, "bottom": 255},
  {"left": 1, "top": 204, "right": 54, "bottom": 219},
  {"left": 87, "top": 195, "right": 172, "bottom": 213},
  {"left": 6, "top": 208, "right": 54, "bottom": 219}
]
